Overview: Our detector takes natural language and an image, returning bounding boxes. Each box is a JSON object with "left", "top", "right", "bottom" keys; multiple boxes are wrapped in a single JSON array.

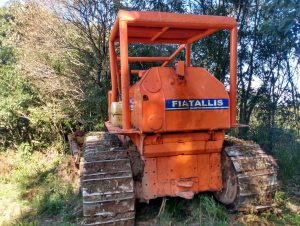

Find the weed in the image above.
[
  {"left": 159, "top": 207, "right": 174, "bottom": 226},
  {"left": 17, "top": 142, "right": 33, "bottom": 157},
  {"left": 274, "top": 191, "right": 287, "bottom": 207}
]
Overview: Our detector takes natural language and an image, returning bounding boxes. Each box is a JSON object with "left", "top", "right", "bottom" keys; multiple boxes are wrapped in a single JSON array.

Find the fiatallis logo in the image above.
[{"left": 165, "top": 99, "right": 229, "bottom": 110}]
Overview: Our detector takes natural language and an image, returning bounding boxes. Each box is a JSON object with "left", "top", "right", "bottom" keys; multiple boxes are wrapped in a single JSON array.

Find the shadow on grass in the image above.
[{"left": 136, "top": 193, "right": 228, "bottom": 226}]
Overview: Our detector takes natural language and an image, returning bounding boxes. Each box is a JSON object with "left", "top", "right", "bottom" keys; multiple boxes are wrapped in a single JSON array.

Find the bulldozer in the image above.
[{"left": 69, "top": 10, "right": 278, "bottom": 225}]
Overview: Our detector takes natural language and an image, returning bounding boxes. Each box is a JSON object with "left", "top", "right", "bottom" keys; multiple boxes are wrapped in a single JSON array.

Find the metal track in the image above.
[
  {"left": 215, "top": 136, "right": 278, "bottom": 211},
  {"left": 81, "top": 132, "right": 135, "bottom": 226}
]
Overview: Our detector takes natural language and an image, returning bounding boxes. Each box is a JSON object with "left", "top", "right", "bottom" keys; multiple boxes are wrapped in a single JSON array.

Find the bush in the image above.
[{"left": 249, "top": 125, "right": 300, "bottom": 179}]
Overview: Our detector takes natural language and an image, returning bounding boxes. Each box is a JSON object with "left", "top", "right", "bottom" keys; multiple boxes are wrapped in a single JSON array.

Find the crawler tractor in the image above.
[{"left": 70, "top": 10, "right": 278, "bottom": 225}]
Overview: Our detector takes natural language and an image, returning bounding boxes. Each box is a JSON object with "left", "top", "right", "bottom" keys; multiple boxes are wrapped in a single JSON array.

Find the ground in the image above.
[{"left": 0, "top": 151, "right": 299, "bottom": 226}]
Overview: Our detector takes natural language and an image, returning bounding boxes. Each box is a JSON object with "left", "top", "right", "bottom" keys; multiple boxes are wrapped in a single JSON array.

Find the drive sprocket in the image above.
[{"left": 214, "top": 136, "right": 278, "bottom": 211}]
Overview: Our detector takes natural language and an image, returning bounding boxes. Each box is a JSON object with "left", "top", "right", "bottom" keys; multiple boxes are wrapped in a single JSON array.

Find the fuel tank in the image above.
[{"left": 129, "top": 67, "right": 230, "bottom": 133}]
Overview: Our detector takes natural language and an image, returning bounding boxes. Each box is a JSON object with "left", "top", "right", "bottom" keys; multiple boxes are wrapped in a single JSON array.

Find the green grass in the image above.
[{"left": 0, "top": 150, "right": 82, "bottom": 226}]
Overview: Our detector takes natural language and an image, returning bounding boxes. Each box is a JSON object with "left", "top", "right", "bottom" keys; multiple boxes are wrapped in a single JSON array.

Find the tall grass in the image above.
[{"left": 158, "top": 194, "right": 228, "bottom": 226}]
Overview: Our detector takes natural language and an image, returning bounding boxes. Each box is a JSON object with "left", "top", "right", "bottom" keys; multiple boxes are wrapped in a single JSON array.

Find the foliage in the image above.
[
  {"left": 0, "top": 2, "right": 109, "bottom": 150},
  {"left": 0, "top": 62, "right": 77, "bottom": 150},
  {"left": 0, "top": 65, "right": 39, "bottom": 149}
]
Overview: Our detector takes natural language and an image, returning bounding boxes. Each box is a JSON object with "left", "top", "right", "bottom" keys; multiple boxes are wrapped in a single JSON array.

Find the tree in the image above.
[{"left": 3, "top": 0, "right": 298, "bottom": 152}]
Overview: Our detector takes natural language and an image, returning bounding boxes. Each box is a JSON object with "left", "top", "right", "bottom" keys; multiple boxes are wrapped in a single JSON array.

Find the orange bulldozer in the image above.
[{"left": 68, "top": 10, "right": 278, "bottom": 226}]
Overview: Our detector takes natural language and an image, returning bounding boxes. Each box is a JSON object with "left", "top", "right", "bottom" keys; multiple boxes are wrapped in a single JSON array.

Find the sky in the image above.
[{"left": 0, "top": 0, "right": 9, "bottom": 7}]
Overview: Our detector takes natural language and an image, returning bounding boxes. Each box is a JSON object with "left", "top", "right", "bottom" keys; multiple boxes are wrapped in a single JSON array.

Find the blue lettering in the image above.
[{"left": 165, "top": 99, "right": 229, "bottom": 110}]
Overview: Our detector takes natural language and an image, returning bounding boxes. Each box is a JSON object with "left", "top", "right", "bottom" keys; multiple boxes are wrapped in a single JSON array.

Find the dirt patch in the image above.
[
  {"left": 55, "top": 156, "right": 80, "bottom": 185},
  {"left": 0, "top": 154, "right": 15, "bottom": 174},
  {"left": 22, "top": 187, "right": 39, "bottom": 200}
]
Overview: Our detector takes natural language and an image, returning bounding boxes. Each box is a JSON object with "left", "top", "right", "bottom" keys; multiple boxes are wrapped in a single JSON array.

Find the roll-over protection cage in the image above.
[{"left": 108, "top": 10, "right": 238, "bottom": 131}]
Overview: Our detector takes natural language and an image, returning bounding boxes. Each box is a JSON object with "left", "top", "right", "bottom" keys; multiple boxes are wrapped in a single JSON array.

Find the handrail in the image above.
[
  {"left": 117, "top": 57, "right": 169, "bottom": 62},
  {"left": 161, "top": 44, "right": 186, "bottom": 67}
]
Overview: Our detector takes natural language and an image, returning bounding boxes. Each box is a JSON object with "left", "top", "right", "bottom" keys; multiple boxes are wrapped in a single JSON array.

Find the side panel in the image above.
[
  {"left": 134, "top": 131, "right": 224, "bottom": 201},
  {"left": 143, "top": 131, "right": 224, "bottom": 157},
  {"left": 136, "top": 153, "right": 222, "bottom": 200}
]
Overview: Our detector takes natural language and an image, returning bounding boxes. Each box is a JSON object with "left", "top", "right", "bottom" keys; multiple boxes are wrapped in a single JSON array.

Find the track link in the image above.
[
  {"left": 215, "top": 136, "right": 278, "bottom": 211},
  {"left": 81, "top": 132, "right": 135, "bottom": 226}
]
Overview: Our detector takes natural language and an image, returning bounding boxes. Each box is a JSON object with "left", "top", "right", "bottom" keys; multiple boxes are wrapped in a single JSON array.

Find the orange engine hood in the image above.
[{"left": 129, "top": 67, "right": 230, "bottom": 133}]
